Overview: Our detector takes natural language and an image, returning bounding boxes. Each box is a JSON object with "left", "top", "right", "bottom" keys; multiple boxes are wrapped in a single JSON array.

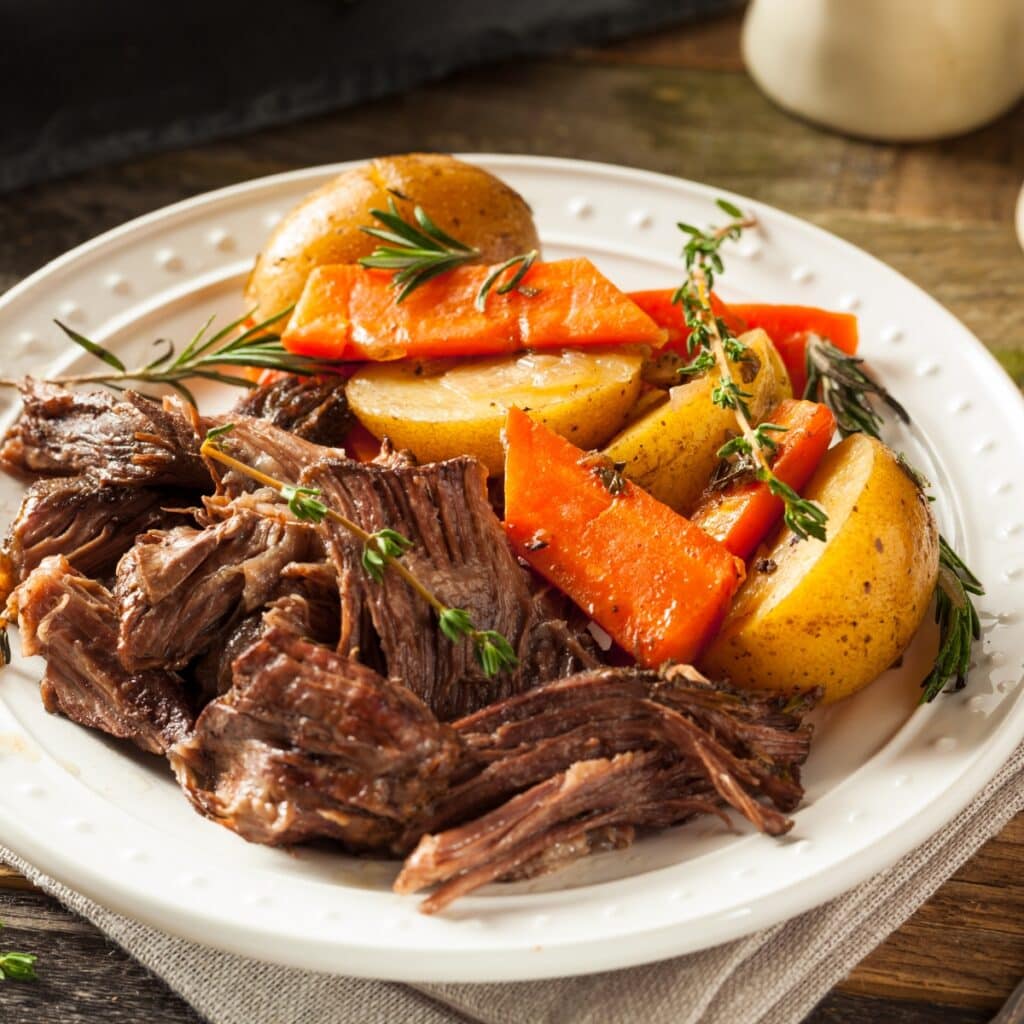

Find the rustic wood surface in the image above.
[{"left": 1, "top": 10, "right": 1022, "bottom": 1024}]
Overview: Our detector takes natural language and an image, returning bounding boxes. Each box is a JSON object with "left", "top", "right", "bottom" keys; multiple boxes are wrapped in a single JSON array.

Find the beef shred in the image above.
[
  {"left": 0, "top": 380, "right": 207, "bottom": 487},
  {"left": 395, "top": 666, "right": 816, "bottom": 912},
  {"left": 169, "top": 626, "right": 463, "bottom": 851},
  {"left": 8, "top": 555, "right": 193, "bottom": 754},
  {"left": 231, "top": 374, "right": 353, "bottom": 447}
]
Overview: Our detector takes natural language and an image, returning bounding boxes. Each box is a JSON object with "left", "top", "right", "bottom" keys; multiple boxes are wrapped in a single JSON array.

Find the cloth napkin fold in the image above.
[{"left": 3, "top": 743, "right": 1021, "bottom": 1024}]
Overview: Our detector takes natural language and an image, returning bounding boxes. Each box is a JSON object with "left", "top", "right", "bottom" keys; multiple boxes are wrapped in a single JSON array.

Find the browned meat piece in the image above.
[
  {"left": 8, "top": 555, "right": 192, "bottom": 754},
  {"left": 231, "top": 374, "right": 353, "bottom": 447},
  {"left": 169, "top": 627, "right": 463, "bottom": 851},
  {"left": 192, "top": 568, "right": 341, "bottom": 702},
  {"left": 200, "top": 415, "right": 340, "bottom": 498},
  {"left": 115, "top": 502, "right": 319, "bottom": 672},
  {"left": 306, "top": 452, "right": 598, "bottom": 720},
  {"left": 2, "top": 474, "right": 193, "bottom": 588},
  {"left": 0, "top": 381, "right": 208, "bottom": 487},
  {"left": 397, "top": 752, "right": 727, "bottom": 913},
  {"left": 396, "top": 666, "right": 816, "bottom": 911}
]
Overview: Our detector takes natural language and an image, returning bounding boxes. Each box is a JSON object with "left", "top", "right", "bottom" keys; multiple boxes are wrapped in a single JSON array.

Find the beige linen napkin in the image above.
[{"left": 2, "top": 743, "right": 1022, "bottom": 1024}]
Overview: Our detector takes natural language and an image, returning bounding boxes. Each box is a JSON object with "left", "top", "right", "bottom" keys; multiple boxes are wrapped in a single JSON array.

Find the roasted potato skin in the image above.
[
  {"left": 245, "top": 153, "right": 541, "bottom": 321},
  {"left": 601, "top": 328, "right": 792, "bottom": 513},
  {"left": 699, "top": 433, "right": 940, "bottom": 704},
  {"left": 346, "top": 348, "right": 643, "bottom": 475}
]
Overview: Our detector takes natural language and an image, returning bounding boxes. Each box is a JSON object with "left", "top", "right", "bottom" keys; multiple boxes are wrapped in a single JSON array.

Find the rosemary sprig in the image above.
[
  {"left": 921, "top": 537, "right": 983, "bottom": 703},
  {"left": 804, "top": 336, "right": 909, "bottom": 437},
  {"left": 0, "top": 308, "right": 342, "bottom": 405},
  {"left": 0, "top": 922, "right": 37, "bottom": 982},
  {"left": 201, "top": 427, "right": 517, "bottom": 678},
  {"left": 359, "top": 197, "right": 540, "bottom": 307},
  {"left": 800, "top": 327, "right": 984, "bottom": 703},
  {"left": 675, "top": 200, "right": 828, "bottom": 543}
]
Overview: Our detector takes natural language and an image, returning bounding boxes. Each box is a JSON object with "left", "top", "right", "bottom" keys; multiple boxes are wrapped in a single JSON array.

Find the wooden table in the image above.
[{"left": 0, "top": 11, "right": 1021, "bottom": 1024}]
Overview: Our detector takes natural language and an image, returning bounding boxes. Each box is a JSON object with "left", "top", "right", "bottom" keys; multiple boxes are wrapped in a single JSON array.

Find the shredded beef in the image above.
[
  {"left": 169, "top": 627, "right": 463, "bottom": 851},
  {"left": 2, "top": 474, "right": 193, "bottom": 589},
  {"left": 0, "top": 381, "right": 208, "bottom": 487},
  {"left": 395, "top": 666, "right": 816, "bottom": 911},
  {"left": 231, "top": 374, "right": 353, "bottom": 447},
  {"left": 8, "top": 556, "right": 192, "bottom": 754},
  {"left": 305, "top": 452, "right": 598, "bottom": 719},
  {"left": 115, "top": 503, "right": 319, "bottom": 671}
]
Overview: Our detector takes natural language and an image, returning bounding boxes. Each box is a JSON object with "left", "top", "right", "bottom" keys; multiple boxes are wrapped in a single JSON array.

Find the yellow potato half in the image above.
[
  {"left": 601, "top": 328, "right": 792, "bottom": 513},
  {"left": 700, "top": 433, "right": 940, "bottom": 704},
  {"left": 245, "top": 153, "right": 541, "bottom": 322},
  {"left": 346, "top": 348, "right": 644, "bottom": 474}
]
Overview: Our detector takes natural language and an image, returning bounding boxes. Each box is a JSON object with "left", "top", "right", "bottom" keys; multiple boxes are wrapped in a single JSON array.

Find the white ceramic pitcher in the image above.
[{"left": 742, "top": 0, "right": 1024, "bottom": 141}]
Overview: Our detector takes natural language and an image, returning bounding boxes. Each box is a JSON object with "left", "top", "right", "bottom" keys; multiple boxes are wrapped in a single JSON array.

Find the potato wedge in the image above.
[
  {"left": 346, "top": 349, "right": 643, "bottom": 474},
  {"left": 245, "top": 154, "right": 540, "bottom": 322},
  {"left": 700, "top": 433, "right": 940, "bottom": 703},
  {"left": 602, "top": 328, "right": 792, "bottom": 513}
]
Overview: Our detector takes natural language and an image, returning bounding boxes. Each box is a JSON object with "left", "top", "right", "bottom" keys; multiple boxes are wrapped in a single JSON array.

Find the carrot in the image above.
[
  {"left": 690, "top": 399, "right": 836, "bottom": 559},
  {"left": 728, "top": 305, "right": 859, "bottom": 395},
  {"left": 628, "top": 293, "right": 859, "bottom": 395},
  {"left": 503, "top": 408, "right": 745, "bottom": 667},
  {"left": 628, "top": 289, "right": 747, "bottom": 354},
  {"left": 283, "top": 259, "right": 666, "bottom": 362}
]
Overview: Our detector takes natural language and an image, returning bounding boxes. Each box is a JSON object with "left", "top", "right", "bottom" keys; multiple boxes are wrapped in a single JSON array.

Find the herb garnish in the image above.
[
  {"left": 0, "top": 922, "right": 37, "bottom": 982},
  {"left": 0, "top": 308, "right": 342, "bottom": 406},
  {"left": 201, "top": 427, "right": 517, "bottom": 678},
  {"left": 803, "top": 336, "right": 909, "bottom": 437},
  {"left": 358, "top": 197, "right": 540, "bottom": 307},
  {"left": 674, "top": 201, "right": 828, "bottom": 542}
]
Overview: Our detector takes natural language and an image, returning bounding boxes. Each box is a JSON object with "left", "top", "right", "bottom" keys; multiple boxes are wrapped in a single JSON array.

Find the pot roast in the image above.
[{"left": 0, "top": 376, "right": 818, "bottom": 912}]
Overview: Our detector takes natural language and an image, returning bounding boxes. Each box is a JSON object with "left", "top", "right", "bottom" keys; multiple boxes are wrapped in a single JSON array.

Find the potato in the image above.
[
  {"left": 245, "top": 153, "right": 540, "bottom": 321},
  {"left": 601, "top": 328, "right": 792, "bottom": 513},
  {"left": 700, "top": 433, "right": 940, "bottom": 704},
  {"left": 346, "top": 348, "right": 643, "bottom": 474}
]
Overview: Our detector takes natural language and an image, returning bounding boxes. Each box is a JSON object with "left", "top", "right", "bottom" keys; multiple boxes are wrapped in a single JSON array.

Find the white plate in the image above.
[{"left": 0, "top": 156, "right": 1022, "bottom": 983}]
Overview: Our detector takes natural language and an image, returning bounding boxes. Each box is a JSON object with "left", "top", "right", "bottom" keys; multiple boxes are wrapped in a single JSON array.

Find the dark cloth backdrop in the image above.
[{"left": 2, "top": 0, "right": 736, "bottom": 193}]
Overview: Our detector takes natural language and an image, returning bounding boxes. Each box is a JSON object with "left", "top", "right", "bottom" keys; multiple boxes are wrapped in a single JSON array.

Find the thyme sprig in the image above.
[
  {"left": 0, "top": 922, "right": 37, "bottom": 982},
  {"left": 804, "top": 336, "right": 909, "bottom": 437},
  {"left": 201, "top": 427, "right": 517, "bottom": 678},
  {"left": 0, "top": 308, "right": 341, "bottom": 406},
  {"left": 674, "top": 201, "right": 828, "bottom": 543},
  {"left": 359, "top": 197, "right": 540, "bottom": 307}
]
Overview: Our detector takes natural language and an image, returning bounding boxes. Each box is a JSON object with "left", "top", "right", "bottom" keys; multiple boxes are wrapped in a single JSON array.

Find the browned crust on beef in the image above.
[{"left": 8, "top": 555, "right": 193, "bottom": 754}]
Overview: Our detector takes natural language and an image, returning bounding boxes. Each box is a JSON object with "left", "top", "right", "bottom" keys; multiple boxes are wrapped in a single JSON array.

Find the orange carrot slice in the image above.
[
  {"left": 283, "top": 260, "right": 666, "bottom": 362},
  {"left": 690, "top": 399, "right": 836, "bottom": 559},
  {"left": 729, "top": 305, "right": 859, "bottom": 395},
  {"left": 503, "top": 408, "right": 745, "bottom": 667},
  {"left": 628, "top": 289, "right": 747, "bottom": 354}
]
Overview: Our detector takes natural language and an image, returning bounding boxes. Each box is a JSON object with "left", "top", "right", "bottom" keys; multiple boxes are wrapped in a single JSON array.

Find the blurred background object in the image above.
[
  {"left": 742, "top": 0, "right": 1024, "bottom": 141},
  {"left": 0, "top": 0, "right": 738, "bottom": 194}
]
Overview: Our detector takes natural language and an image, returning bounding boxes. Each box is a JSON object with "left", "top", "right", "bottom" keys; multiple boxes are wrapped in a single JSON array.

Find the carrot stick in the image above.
[
  {"left": 690, "top": 399, "right": 836, "bottom": 559},
  {"left": 503, "top": 408, "right": 745, "bottom": 667},
  {"left": 283, "top": 260, "right": 666, "bottom": 362},
  {"left": 628, "top": 293, "right": 859, "bottom": 395},
  {"left": 729, "top": 305, "right": 858, "bottom": 395},
  {"left": 628, "top": 289, "right": 747, "bottom": 354}
]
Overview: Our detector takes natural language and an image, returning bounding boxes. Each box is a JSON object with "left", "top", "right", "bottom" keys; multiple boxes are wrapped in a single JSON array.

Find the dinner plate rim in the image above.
[{"left": 0, "top": 153, "right": 1021, "bottom": 982}]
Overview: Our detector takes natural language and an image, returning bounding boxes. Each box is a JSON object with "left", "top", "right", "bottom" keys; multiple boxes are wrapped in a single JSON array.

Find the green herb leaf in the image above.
[
  {"left": 716, "top": 198, "right": 744, "bottom": 219},
  {"left": 920, "top": 535, "right": 984, "bottom": 702},
  {"left": 475, "top": 249, "right": 540, "bottom": 311},
  {"left": 280, "top": 484, "right": 328, "bottom": 524},
  {"left": 438, "top": 607, "right": 474, "bottom": 644},
  {"left": 55, "top": 321, "right": 126, "bottom": 372},
  {"left": 0, "top": 952, "right": 38, "bottom": 982},
  {"left": 804, "top": 336, "right": 909, "bottom": 439},
  {"left": 473, "top": 630, "right": 519, "bottom": 677}
]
